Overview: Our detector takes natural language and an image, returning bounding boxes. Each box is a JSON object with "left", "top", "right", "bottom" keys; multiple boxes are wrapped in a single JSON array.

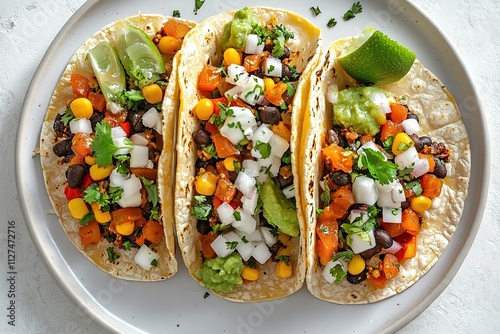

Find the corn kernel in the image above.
[
  {"left": 195, "top": 171, "right": 218, "bottom": 196},
  {"left": 411, "top": 195, "right": 432, "bottom": 214},
  {"left": 223, "top": 48, "right": 241, "bottom": 66},
  {"left": 277, "top": 232, "right": 292, "bottom": 246},
  {"left": 115, "top": 221, "right": 135, "bottom": 236},
  {"left": 142, "top": 84, "right": 163, "bottom": 104},
  {"left": 276, "top": 260, "right": 292, "bottom": 278},
  {"left": 348, "top": 254, "right": 366, "bottom": 275},
  {"left": 276, "top": 245, "right": 292, "bottom": 258},
  {"left": 194, "top": 98, "right": 214, "bottom": 121},
  {"left": 157, "top": 35, "right": 182, "bottom": 55},
  {"left": 68, "top": 198, "right": 89, "bottom": 219},
  {"left": 91, "top": 203, "right": 111, "bottom": 224},
  {"left": 263, "top": 77, "right": 275, "bottom": 91},
  {"left": 70, "top": 98, "right": 93, "bottom": 119},
  {"left": 241, "top": 266, "right": 260, "bottom": 281},
  {"left": 85, "top": 155, "right": 96, "bottom": 166},
  {"left": 89, "top": 164, "right": 114, "bottom": 181},
  {"left": 392, "top": 132, "right": 414, "bottom": 155},
  {"left": 223, "top": 157, "right": 239, "bottom": 172}
]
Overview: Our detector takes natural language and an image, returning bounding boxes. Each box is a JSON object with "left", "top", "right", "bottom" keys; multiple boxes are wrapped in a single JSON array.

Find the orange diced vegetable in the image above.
[
  {"left": 71, "top": 132, "right": 92, "bottom": 157},
  {"left": 380, "top": 221, "right": 405, "bottom": 238},
  {"left": 418, "top": 153, "right": 436, "bottom": 173},
  {"left": 79, "top": 220, "right": 102, "bottom": 246},
  {"left": 130, "top": 168, "right": 158, "bottom": 181},
  {"left": 111, "top": 207, "right": 143, "bottom": 226},
  {"left": 315, "top": 218, "right": 338, "bottom": 266},
  {"left": 328, "top": 186, "right": 355, "bottom": 220},
  {"left": 211, "top": 133, "right": 239, "bottom": 158},
  {"left": 389, "top": 103, "right": 408, "bottom": 124},
  {"left": 243, "top": 54, "right": 264, "bottom": 73},
  {"left": 201, "top": 232, "right": 218, "bottom": 259},
  {"left": 265, "top": 81, "right": 287, "bottom": 106},
  {"left": 135, "top": 235, "right": 146, "bottom": 246},
  {"left": 322, "top": 143, "right": 357, "bottom": 173},
  {"left": 367, "top": 270, "right": 387, "bottom": 289},
  {"left": 215, "top": 177, "right": 237, "bottom": 203},
  {"left": 381, "top": 253, "right": 400, "bottom": 279},
  {"left": 142, "top": 220, "right": 164, "bottom": 245},
  {"left": 379, "top": 120, "right": 404, "bottom": 142},
  {"left": 401, "top": 208, "right": 420, "bottom": 236},
  {"left": 420, "top": 173, "right": 443, "bottom": 199},
  {"left": 163, "top": 19, "right": 192, "bottom": 39},
  {"left": 87, "top": 91, "right": 106, "bottom": 112},
  {"left": 70, "top": 73, "right": 90, "bottom": 98},
  {"left": 395, "top": 233, "right": 418, "bottom": 260},
  {"left": 198, "top": 65, "right": 222, "bottom": 92}
]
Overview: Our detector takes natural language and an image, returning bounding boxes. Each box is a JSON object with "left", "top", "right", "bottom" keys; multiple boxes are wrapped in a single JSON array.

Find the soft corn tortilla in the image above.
[
  {"left": 40, "top": 14, "right": 195, "bottom": 281},
  {"left": 174, "top": 7, "right": 322, "bottom": 301},
  {"left": 300, "top": 38, "right": 471, "bottom": 303}
]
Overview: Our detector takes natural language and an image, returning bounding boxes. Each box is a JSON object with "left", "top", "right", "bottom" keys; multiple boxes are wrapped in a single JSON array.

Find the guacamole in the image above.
[
  {"left": 197, "top": 253, "right": 245, "bottom": 293},
  {"left": 221, "top": 7, "right": 262, "bottom": 51},
  {"left": 261, "top": 179, "right": 299, "bottom": 237},
  {"left": 333, "top": 86, "right": 389, "bottom": 135}
]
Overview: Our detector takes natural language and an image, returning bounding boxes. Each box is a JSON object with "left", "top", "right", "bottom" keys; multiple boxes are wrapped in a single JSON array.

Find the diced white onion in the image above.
[
  {"left": 240, "top": 229, "right": 263, "bottom": 242},
  {"left": 382, "top": 240, "right": 402, "bottom": 254},
  {"left": 130, "top": 145, "right": 150, "bottom": 168},
  {"left": 322, "top": 259, "right": 348, "bottom": 284},
  {"left": 352, "top": 176, "right": 378, "bottom": 205},
  {"left": 349, "top": 229, "right": 376, "bottom": 254},
  {"left": 382, "top": 207, "right": 402, "bottom": 223},
  {"left": 391, "top": 183, "right": 406, "bottom": 203},
  {"left": 262, "top": 56, "right": 282, "bottom": 77},
  {"left": 226, "top": 64, "right": 249, "bottom": 86},
  {"left": 394, "top": 145, "right": 419, "bottom": 170},
  {"left": 111, "top": 126, "right": 127, "bottom": 138},
  {"left": 130, "top": 133, "right": 149, "bottom": 146},
  {"left": 216, "top": 202, "right": 236, "bottom": 226},
  {"left": 239, "top": 75, "right": 265, "bottom": 106},
  {"left": 371, "top": 92, "right": 391, "bottom": 114},
  {"left": 256, "top": 170, "right": 270, "bottom": 184},
  {"left": 402, "top": 118, "right": 421, "bottom": 136},
  {"left": 377, "top": 189, "right": 401, "bottom": 209},
  {"left": 109, "top": 168, "right": 127, "bottom": 187},
  {"left": 231, "top": 209, "right": 257, "bottom": 234},
  {"left": 220, "top": 107, "right": 257, "bottom": 145},
  {"left": 411, "top": 157, "right": 430, "bottom": 178},
  {"left": 375, "top": 179, "right": 398, "bottom": 193},
  {"left": 108, "top": 101, "right": 123, "bottom": 114},
  {"left": 269, "top": 134, "right": 290, "bottom": 158},
  {"left": 244, "top": 34, "right": 265, "bottom": 55},
  {"left": 117, "top": 173, "right": 142, "bottom": 208},
  {"left": 241, "top": 187, "right": 258, "bottom": 214},
  {"left": 251, "top": 242, "right": 272, "bottom": 264},
  {"left": 252, "top": 124, "right": 274, "bottom": 143},
  {"left": 210, "top": 234, "right": 235, "bottom": 258},
  {"left": 236, "top": 239, "right": 256, "bottom": 261},
  {"left": 282, "top": 184, "right": 295, "bottom": 199},
  {"left": 258, "top": 155, "right": 281, "bottom": 177},
  {"left": 112, "top": 137, "right": 132, "bottom": 156},
  {"left": 348, "top": 208, "right": 368, "bottom": 224},
  {"left": 326, "top": 84, "right": 339, "bottom": 104},
  {"left": 69, "top": 118, "right": 92, "bottom": 134},
  {"left": 242, "top": 159, "right": 260, "bottom": 177},
  {"left": 134, "top": 244, "right": 160, "bottom": 270},
  {"left": 224, "top": 85, "right": 244, "bottom": 101},
  {"left": 260, "top": 227, "right": 278, "bottom": 246},
  {"left": 142, "top": 107, "right": 160, "bottom": 129},
  {"left": 234, "top": 172, "right": 257, "bottom": 197},
  {"left": 357, "top": 140, "right": 383, "bottom": 157}
]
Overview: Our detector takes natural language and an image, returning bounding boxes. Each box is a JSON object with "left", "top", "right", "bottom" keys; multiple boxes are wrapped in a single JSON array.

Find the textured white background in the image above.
[{"left": 0, "top": 0, "right": 498, "bottom": 333}]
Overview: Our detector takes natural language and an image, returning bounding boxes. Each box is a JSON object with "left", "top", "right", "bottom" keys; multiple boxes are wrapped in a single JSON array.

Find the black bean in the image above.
[
  {"left": 192, "top": 129, "right": 212, "bottom": 147},
  {"left": 346, "top": 270, "right": 367, "bottom": 285},
  {"left": 419, "top": 136, "right": 432, "bottom": 149},
  {"left": 65, "top": 164, "right": 86, "bottom": 188},
  {"left": 279, "top": 46, "right": 291, "bottom": 60},
  {"left": 259, "top": 106, "right": 281, "bottom": 125},
  {"left": 406, "top": 113, "right": 419, "bottom": 122},
  {"left": 52, "top": 139, "right": 73, "bottom": 157},
  {"left": 359, "top": 244, "right": 382, "bottom": 260},
  {"left": 433, "top": 158, "right": 448, "bottom": 178},
  {"left": 401, "top": 200, "right": 410, "bottom": 210},
  {"left": 90, "top": 112, "right": 105, "bottom": 132},
  {"left": 277, "top": 174, "right": 294, "bottom": 188},
  {"left": 332, "top": 126, "right": 347, "bottom": 147},
  {"left": 410, "top": 134, "right": 423, "bottom": 152},
  {"left": 196, "top": 220, "right": 212, "bottom": 235},
  {"left": 282, "top": 64, "right": 300, "bottom": 82},
  {"left": 53, "top": 113, "right": 68, "bottom": 137},
  {"left": 128, "top": 110, "right": 147, "bottom": 133},
  {"left": 330, "top": 170, "right": 351, "bottom": 186},
  {"left": 374, "top": 229, "right": 393, "bottom": 249}
]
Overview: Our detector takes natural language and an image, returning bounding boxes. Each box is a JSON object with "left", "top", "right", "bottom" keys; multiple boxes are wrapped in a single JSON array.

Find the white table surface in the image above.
[{"left": 0, "top": 0, "right": 498, "bottom": 333}]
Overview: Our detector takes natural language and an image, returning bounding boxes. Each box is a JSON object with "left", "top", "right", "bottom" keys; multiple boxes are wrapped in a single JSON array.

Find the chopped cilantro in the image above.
[
  {"left": 190, "top": 195, "right": 212, "bottom": 220},
  {"left": 123, "top": 240, "right": 131, "bottom": 250},
  {"left": 194, "top": 0, "right": 205, "bottom": 14},
  {"left": 203, "top": 143, "right": 218, "bottom": 159},
  {"left": 281, "top": 150, "right": 292, "bottom": 164},
  {"left": 91, "top": 121, "right": 133, "bottom": 167},
  {"left": 357, "top": 148, "right": 398, "bottom": 185},
  {"left": 310, "top": 6, "right": 321, "bottom": 16},
  {"left": 318, "top": 224, "right": 328, "bottom": 234},
  {"left": 344, "top": 2, "right": 363, "bottom": 21},
  {"left": 226, "top": 241, "right": 238, "bottom": 250},
  {"left": 320, "top": 179, "right": 331, "bottom": 207},
  {"left": 116, "top": 89, "right": 146, "bottom": 110},
  {"left": 83, "top": 184, "right": 122, "bottom": 211},
  {"left": 277, "top": 255, "right": 291, "bottom": 265},
  {"left": 332, "top": 250, "right": 354, "bottom": 262},
  {"left": 114, "top": 154, "right": 130, "bottom": 175},
  {"left": 382, "top": 136, "right": 395, "bottom": 153},
  {"left": 172, "top": 10, "right": 180, "bottom": 18},
  {"left": 405, "top": 180, "right": 423, "bottom": 196},
  {"left": 106, "top": 247, "right": 120, "bottom": 263},
  {"left": 79, "top": 213, "right": 95, "bottom": 226},
  {"left": 285, "top": 82, "right": 296, "bottom": 97},
  {"left": 254, "top": 141, "right": 272, "bottom": 159},
  {"left": 233, "top": 211, "right": 241, "bottom": 221},
  {"left": 247, "top": 259, "right": 257, "bottom": 269},
  {"left": 316, "top": 208, "right": 324, "bottom": 217},
  {"left": 61, "top": 107, "right": 74, "bottom": 126},
  {"left": 241, "top": 236, "right": 249, "bottom": 244},
  {"left": 330, "top": 263, "right": 347, "bottom": 283},
  {"left": 151, "top": 259, "right": 158, "bottom": 267},
  {"left": 139, "top": 176, "right": 159, "bottom": 208},
  {"left": 327, "top": 18, "right": 337, "bottom": 28},
  {"left": 203, "top": 292, "right": 210, "bottom": 299}
]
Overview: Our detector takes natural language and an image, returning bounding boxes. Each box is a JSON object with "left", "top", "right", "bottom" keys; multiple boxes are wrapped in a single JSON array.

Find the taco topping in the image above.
[
  {"left": 190, "top": 8, "right": 302, "bottom": 292},
  {"left": 50, "top": 20, "right": 192, "bottom": 269},
  {"left": 317, "top": 86, "right": 449, "bottom": 288}
]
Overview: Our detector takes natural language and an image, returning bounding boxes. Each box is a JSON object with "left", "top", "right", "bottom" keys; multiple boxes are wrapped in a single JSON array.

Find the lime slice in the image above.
[
  {"left": 87, "top": 42, "right": 126, "bottom": 104},
  {"left": 116, "top": 25, "right": 166, "bottom": 88},
  {"left": 338, "top": 27, "right": 416, "bottom": 85}
]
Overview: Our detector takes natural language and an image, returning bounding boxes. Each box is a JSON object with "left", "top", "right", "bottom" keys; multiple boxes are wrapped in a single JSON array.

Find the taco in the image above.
[
  {"left": 174, "top": 7, "right": 321, "bottom": 301},
  {"left": 300, "top": 36, "right": 470, "bottom": 303},
  {"left": 39, "top": 14, "right": 195, "bottom": 281}
]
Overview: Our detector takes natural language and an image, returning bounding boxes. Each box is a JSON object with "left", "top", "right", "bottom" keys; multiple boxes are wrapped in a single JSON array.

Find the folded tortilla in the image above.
[
  {"left": 174, "top": 7, "right": 322, "bottom": 301},
  {"left": 40, "top": 14, "right": 195, "bottom": 281},
  {"left": 300, "top": 38, "right": 471, "bottom": 303}
]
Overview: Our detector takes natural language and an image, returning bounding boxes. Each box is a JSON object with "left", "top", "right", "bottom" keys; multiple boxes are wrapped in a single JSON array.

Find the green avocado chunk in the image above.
[
  {"left": 220, "top": 7, "right": 262, "bottom": 51},
  {"left": 197, "top": 253, "right": 244, "bottom": 293},
  {"left": 260, "top": 179, "right": 299, "bottom": 237},
  {"left": 333, "top": 86, "right": 390, "bottom": 136}
]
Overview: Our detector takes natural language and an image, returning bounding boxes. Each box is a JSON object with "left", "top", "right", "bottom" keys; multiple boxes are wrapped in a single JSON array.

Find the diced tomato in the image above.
[
  {"left": 211, "top": 133, "right": 239, "bottom": 158},
  {"left": 367, "top": 270, "right": 387, "bottom": 289},
  {"left": 70, "top": 73, "right": 90, "bottom": 98},
  {"left": 198, "top": 65, "right": 222, "bottom": 92},
  {"left": 64, "top": 184, "right": 83, "bottom": 201},
  {"left": 111, "top": 207, "right": 143, "bottom": 226},
  {"left": 213, "top": 196, "right": 223, "bottom": 210},
  {"left": 135, "top": 235, "right": 146, "bottom": 246},
  {"left": 380, "top": 221, "right": 405, "bottom": 238},
  {"left": 394, "top": 233, "right": 417, "bottom": 260},
  {"left": 327, "top": 186, "right": 355, "bottom": 220},
  {"left": 79, "top": 220, "right": 102, "bottom": 246},
  {"left": 215, "top": 178, "right": 237, "bottom": 203},
  {"left": 118, "top": 122, "right": 131, "bottom": 137},
  {"left": 88, "top": 91, "right": 106, "bottom": 112},
  {"left": 205, "top": 122, "right": 218, "bottom": 135},
  {"left": 381, "top": 253, "right": 400, "bottom": 279},
  {"left": 211, "top": 97, "right": 228, "bottom": 115},
  {"left": 81, "top": 174, "right": 94, "bottom": 190},
  {"left": 243, "top": 54, "right": 264, "bottom": 73}
]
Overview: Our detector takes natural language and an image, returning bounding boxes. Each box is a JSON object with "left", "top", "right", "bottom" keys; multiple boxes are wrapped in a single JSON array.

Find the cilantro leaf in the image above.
[
  {"left": 352, "top": 2, "right": 363, "bottom": 14},
  {"left": 332, "top": 250, "right": 354, "bottom": 262},
  {"left": 172, "top": 10, "right": 180, "bottom": 18},
  {"left": 61, "top": 107, "right": 74, "bottom": 126},
  {"left": 139, "top": 176, "right": 159, "bottom": 208},
  {"left": 226, "top": 241, "right": 238, "bottom": 250},
  {"left": 116, "top": 90, "right": 146, "bottom": 110},
  {"left": 341, "top": 206, "right": 378, "bottom": 245},
  {"left": 357, "top": 148, "right": 398, "bottom": 185},
  {"left": 114, "top": 154, "right": 130, "bottom": 175},
  {"left": 320, "top": 179, "right": 331, "bottom": 207},
  {"left": 91, "top": 122, "right": 133, "bottom": 167},
  {"left": 327, "top": 18, "right": 337, "bottom": 28},
  {"left": 151, "top": 259, "right": 158, "bottom": 267},
  {"left": 123, "top": 240, "right": 131, "bottom": 250},
  {"left": 194, "top": 0, "right": 205, "bottom": 14},
  {"left": 79, "top": 213, "right": 95, "bottom": 226},
  {"left": 83, "top": 183, "right": 123, "bottom": 211},
  {"left": 405, "top": 180, "right": 423, "bottom": 196},
  {"left": 106, "top": 247, "right": 120, "bottom": 263},
  {"left": 277, "top": 255, "right": 291, "bottom": 265},
  {"left": 310, "top": 6, "right": 321, "bottom": 16},
  {"left": 330, "top": 263, "right": 347, "bottom": 283},
  {"left": 254, "top": 141, "right": 271, "bottom": 159},
  {"left": 190, "top": 195, "right": 212, "bottom": 220}
]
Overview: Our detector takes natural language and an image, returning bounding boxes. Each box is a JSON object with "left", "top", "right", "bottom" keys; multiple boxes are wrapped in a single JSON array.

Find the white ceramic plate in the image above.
[{"left": 16, "top": 0, "right": 489, "bottom": 333}]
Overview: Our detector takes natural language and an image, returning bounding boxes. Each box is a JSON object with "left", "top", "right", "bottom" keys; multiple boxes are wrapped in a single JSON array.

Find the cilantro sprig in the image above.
[
  {"left": 83, "top": 183, "right": 123, "bottom": 211},
  {"left": 190, "top": 195, "right": 212, "bottom": 220},
  {"left": 356, "top": 148, "right": 398, "bottom": 185},
  {"left": 91, "top": 121, "right": 133, "bottom": 167},
  {"left": 341, "top": 206, "right": 379, "bottom": 245}
]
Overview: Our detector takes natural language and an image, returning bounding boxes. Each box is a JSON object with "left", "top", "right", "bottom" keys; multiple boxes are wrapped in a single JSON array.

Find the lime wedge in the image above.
[
  {"left": 87, "top": 42, "right": 126, "bottom": 104},
  {"left": 116, "top": 25, "right": 166, "bottom": 88},
  {"left": 338, "top": 27, "right": 416, "bottom": 85}
]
